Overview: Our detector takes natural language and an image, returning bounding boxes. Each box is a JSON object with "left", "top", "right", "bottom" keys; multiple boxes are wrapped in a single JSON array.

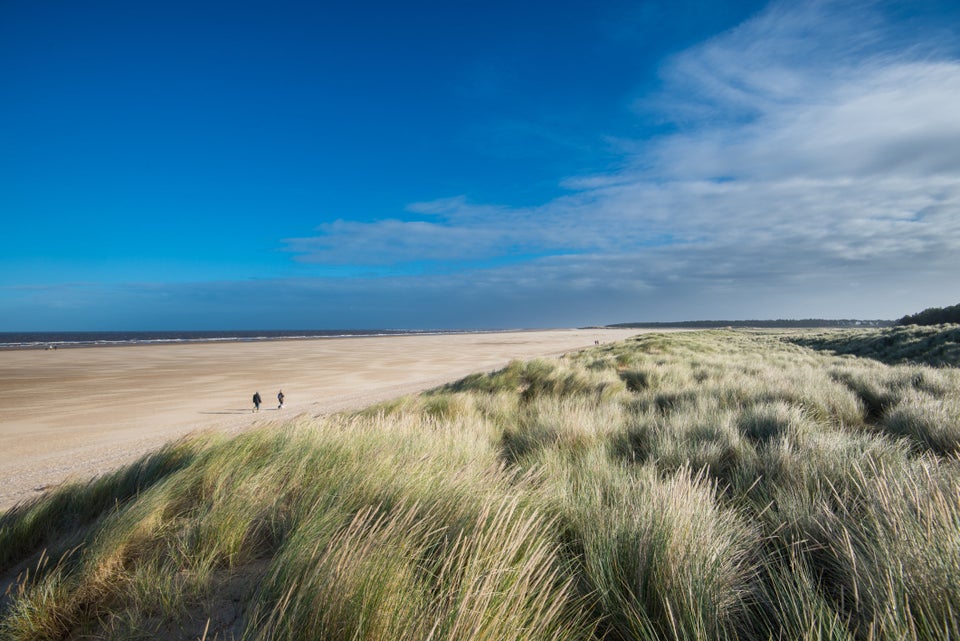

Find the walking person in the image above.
[
  {"left": 277, "top": 390, "right": 285, "bottom": 409},
  {"left": 253, "top": 391, "right": 262, "bottom": 412}
]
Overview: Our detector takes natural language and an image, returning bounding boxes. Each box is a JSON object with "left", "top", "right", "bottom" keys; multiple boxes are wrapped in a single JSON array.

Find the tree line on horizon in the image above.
[{"left": 897, "top": 303, "right": 960, "bottom": 326}]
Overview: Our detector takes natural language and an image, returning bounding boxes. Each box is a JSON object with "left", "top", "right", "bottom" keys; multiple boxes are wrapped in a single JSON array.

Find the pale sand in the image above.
[{"left": 0, "top": 328, "right": 641, "bottom": 511}]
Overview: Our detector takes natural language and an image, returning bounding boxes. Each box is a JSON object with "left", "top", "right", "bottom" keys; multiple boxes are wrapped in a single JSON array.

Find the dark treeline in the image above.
[
  {"left": 898, "top": 303, "right": 960, "bottom": 326},
  {"left": 606, "top": 319, "right": 893, "bottom": 329}
]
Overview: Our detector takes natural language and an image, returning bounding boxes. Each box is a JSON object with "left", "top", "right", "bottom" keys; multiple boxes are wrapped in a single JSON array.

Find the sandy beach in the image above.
[{"left": 0, "top": 328, "right": 640, "bottom": 511}]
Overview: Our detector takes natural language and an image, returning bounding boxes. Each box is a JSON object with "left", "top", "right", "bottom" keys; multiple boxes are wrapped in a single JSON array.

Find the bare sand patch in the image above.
[{"left": 0, "top": 329, "right": 641, "bottom": 510}]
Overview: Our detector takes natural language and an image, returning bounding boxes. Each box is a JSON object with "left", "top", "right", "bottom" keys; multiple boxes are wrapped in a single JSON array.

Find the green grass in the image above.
[{"left": 2, "top": 330, "right": 960, "bottom": 640}]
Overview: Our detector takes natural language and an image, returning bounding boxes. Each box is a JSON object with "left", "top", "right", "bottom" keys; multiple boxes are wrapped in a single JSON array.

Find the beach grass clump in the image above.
[
  {"left": 443, "top": 359, "right": 528, "bottom": 394},
  {"left": 785, "top": 458, "right": 960, "bottom": 640},
  {"left": 4, "top": 329, "right": 960, "bottom": 640},
  {"left": 754, "top": 367, "right": 865, "bottom": 428},
  {"left": 614, "top": 399, "right": 756, "bottom": 487},
  {"left": 249, "top": 497, "right": 590, "bottom": 641},
  {"left": 881, "top": 391, "right": 960, "bottom": 455},
  {"left": 740, "top": 426, "right": 912, "bottom": 535},
  {"left": 369, "top": 389, "right": 482, "bottom": 423},
  {"left": 516, "top": 358, "right": 626, "bottom": 403},
  {"left": 751, "top": 547, "right": 857, "bottom": 641},
  {"left": 737, "top": 400, "right": 813, "bottom": 444},
  {"left": 550, "top": 453, "right": 758, "bottom": 641},
  {"left": 732, "top": 442, "right": 959, "bottom": 641},
  {"left": 498, "top": 395, "right": 626, "bottom": 467},
  {"left": 447, "top": 357, "right": 626, "bottom": 403},
  {"left": 731, "top": 428, "right": 960, "bottom": 639}
]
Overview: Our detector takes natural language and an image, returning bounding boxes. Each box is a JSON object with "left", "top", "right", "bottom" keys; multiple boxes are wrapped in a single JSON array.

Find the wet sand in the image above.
[{"left": 0, "top": 328, "right": 641, "bottom": 511}]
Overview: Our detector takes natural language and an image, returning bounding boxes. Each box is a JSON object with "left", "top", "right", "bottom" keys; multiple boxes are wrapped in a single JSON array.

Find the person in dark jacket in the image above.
[
  {"left": 253, "top": 391, "right": 262, "bottom": 412},
  {"left": 277, "top": 390, "right": 285, "bottom": 409}
]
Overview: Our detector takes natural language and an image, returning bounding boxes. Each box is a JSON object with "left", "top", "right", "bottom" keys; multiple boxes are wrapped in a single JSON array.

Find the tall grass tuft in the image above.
[
  {"left": 881, "top": 391, "right": 960, "bottom": 455},
  {"left": 751, "top": 547, "right": 856, "bottom": 641},
  {"left": 499, "top": 396, "right": 625, "bottom": 466},
  {"left": 249, "top": 497, "right": 590, "bottom": 641},
  {"left": 771, "top": 457, "right": 960, "bottom": 640},
  {"left": 550, "top": 453, "right": 757, "bottom": 641}
]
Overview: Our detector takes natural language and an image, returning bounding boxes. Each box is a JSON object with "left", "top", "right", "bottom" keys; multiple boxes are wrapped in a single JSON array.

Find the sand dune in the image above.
[{"left": 0, "top": 328, "right": 641, "bottom": 510}]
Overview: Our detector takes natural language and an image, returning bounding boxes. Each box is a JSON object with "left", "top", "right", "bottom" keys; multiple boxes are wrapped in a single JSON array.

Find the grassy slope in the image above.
[
  {"left": 787, "top": 324, "right": 960, "bottom": 368},
  {"left": 2, "top": 330, "right": 960, "bottom": 640}
]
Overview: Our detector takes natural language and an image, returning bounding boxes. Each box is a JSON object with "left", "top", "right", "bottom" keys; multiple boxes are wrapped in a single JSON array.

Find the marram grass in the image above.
[{"left": 2, "top": 329, "right": 960, "bottom": 640}]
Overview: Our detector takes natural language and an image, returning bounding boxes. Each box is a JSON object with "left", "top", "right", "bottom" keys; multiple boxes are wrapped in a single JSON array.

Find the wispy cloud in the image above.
[
  {"left": 282, "top": 196, "right": 600, "bottom": 268},
  {"left": 279, "top": 0, "right": 960, "bottom": 321}
]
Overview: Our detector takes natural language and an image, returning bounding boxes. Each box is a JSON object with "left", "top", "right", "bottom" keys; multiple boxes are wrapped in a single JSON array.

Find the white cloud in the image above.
[
  {"left": 647, "top": 61, "right": 960, "bottom": 181},
  {"left": 276, "top": 0, "right": 960, "bottom": 322}
]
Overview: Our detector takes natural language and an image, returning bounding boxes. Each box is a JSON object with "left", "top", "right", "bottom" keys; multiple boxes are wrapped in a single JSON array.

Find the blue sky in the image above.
[{"left": 3, "top": 0, "right": 960, "bottom": 330}]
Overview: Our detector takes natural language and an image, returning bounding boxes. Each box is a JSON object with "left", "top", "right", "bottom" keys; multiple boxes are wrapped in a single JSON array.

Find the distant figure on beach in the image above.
[
  {"left": 253, "top": 391, "right": 262, "bottom": 412},
  {"left": 277, "top": 390, "right": 284, "bottom": 409}
]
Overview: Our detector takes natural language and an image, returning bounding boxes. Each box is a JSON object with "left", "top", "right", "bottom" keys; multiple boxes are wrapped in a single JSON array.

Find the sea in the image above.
[{"left": 0, "top": 329, "right": 478, "bottom": 350}]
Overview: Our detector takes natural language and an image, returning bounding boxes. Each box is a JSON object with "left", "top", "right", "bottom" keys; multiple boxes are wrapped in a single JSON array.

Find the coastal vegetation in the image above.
[
  {"left": 897, "top": 303, "right": 960, "bottom": 327},
  {"left": 787, "top": 323, "right": 960, "bottom": 368},
  {"left": 2, "top": 328, "right": 960, "bottom": 640}
]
